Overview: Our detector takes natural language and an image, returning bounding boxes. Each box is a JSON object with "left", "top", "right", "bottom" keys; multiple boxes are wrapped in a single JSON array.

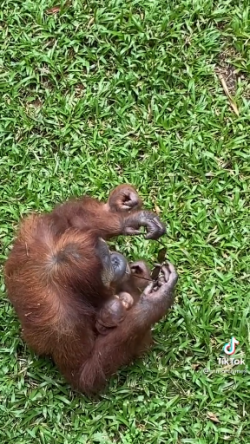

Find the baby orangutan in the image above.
[{"left": 5, "top": 184, "right": 178, "bottom": 394}]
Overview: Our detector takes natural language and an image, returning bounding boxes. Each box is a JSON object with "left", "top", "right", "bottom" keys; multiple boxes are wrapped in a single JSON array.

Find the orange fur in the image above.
[{"left": 5, "top": 185, "right": 169, "bottom": 394}]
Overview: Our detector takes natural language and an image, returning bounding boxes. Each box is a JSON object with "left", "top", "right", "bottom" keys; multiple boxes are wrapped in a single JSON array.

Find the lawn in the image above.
[{"left": 0, "top": 0, "right": 250, "bottom": 443}]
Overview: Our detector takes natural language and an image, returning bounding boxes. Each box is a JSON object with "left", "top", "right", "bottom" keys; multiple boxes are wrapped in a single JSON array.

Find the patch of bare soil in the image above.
[
  {"left": 216, "top": 48, "right": 250, "bottom": 99},
  {"left": 216, "top": 50, "right": 239, "bottom": 95}
]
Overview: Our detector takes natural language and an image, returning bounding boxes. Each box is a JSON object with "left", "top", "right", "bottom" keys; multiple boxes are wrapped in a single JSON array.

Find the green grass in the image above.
[{"left": 1, "top": 0, "right": 250, "bottom": 442}]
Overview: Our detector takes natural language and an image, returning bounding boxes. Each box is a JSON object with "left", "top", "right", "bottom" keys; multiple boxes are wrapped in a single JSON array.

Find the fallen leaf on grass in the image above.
[
  {"left": 87, "top": 17, "right": 95, "bottom": 28},
  {"left": 191, "top": 363, "right": 201, "bottom": 370},
  {"left": 207, "top": 412, "right": 220, "bottom": 423},
  {"left": 154, "top": 204, "right": 161, "bottom": 215},
  {"left": 46, "top": 6, "right": 60, "bottom": 14}
]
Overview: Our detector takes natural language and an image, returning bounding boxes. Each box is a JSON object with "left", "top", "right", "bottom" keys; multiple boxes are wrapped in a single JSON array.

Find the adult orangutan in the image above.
[{"left": 4, "top": 184, "right": 178, "bottom": 394}]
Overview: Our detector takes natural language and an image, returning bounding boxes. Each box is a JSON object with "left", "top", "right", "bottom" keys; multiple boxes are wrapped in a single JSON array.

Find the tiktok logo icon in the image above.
[{"left": 223, "top": 337, "right": 239, "bottom": 355}]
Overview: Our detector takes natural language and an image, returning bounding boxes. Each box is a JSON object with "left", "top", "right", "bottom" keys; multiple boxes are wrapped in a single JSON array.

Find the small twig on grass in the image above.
[{"left": 217, "top": 72, "right": 239, "bottom": 116}]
